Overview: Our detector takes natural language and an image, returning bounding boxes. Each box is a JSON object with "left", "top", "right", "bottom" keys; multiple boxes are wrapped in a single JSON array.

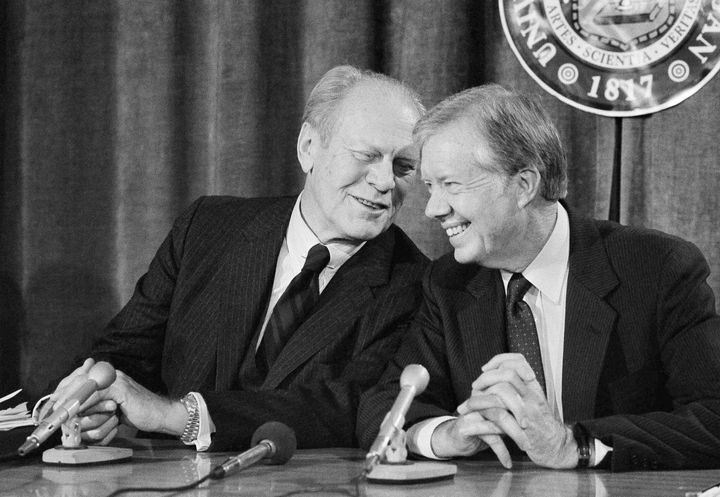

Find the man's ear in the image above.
[
  {"left": 515, "top": 166, "right": 541, "bottom": 208},
  {"left": 297, "top": 122, "right": 320, "bottom": 174}
]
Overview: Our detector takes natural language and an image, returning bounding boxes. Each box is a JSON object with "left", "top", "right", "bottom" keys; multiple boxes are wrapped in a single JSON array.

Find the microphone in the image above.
[
  {"left": 210, "top": 421, "right": 296, "bottom": 479},
  {"left": 18, "top": 361, "right": 116, "bottom": 456},
  {"left": 364, "top": 364, "right": 429, "bottom": 473}
]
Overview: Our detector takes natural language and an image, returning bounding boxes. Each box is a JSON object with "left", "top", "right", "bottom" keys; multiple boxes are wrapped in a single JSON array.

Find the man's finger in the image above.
[
  {"left": 97, "top": 427, "right": 119, "bottom": 446},
  {"left": 454, "top": 411, "right": 505, "bottom": 437},
  {"left": 482, "top": 353, "right": 526, "bottom": 372},
  {"left": 457, "top": 393, "right": 506, "bottom": 415},
  {"left": 462, "top": 382, "right": 526, "bottom": 420},
  {"left": 48, "top": 358, "right": 99, "bottom": 414},
  {"left": 77, "top": 391, "right": 105, "bottom": 413},
  {"left": 81, "top": 413, "right": 119, "bottom": 442},
  {"left": 485, "top": 383, "right": 528, "bottom": 420},
  {"left": 480, "top": 355, "right": 536, "bottom": 383},
  {"left": 452, "top": 411, "right": 513, "bottom": 468},
  {"left": 472, "top": 368, "right": 533, "bottom": 394},
  {"left": 80, "top": 399, "right": 118, "bottom": 416},
  {"left": 481, "top": 434, "right": 513, "bottom": 469},
  {"left": 49, "top": 374, "right": 87, "bottom": 405},
  {"left": 482, "top": 407, "right": 530, "bottom": 451},
  {"left": 78, "top": 411, "right": 117, "bottom": 431},
  {"left": 477, "top": 382, "right": 537, "bottom": 429}
]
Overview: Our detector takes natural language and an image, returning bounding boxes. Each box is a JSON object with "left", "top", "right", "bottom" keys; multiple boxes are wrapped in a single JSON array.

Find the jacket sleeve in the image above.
[{"left": 89, "top": 198, "right": 203, "bottom": 393}]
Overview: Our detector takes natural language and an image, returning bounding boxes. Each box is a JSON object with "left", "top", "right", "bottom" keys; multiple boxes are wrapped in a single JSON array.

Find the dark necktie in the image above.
[
  {"left": 505, "top": 273, "right": 547, "bottom": 394},
  {"left": 257, "top": 243, "right": 331, "bottom": 374}
]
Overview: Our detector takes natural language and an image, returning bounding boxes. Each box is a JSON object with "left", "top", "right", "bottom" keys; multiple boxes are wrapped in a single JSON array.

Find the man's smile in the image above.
[
  {"left": 443, "top": 222, "right": 470, "bottom": 237},
  {"left": 351, "top": 195, "right": 389, "bottom": 210}
]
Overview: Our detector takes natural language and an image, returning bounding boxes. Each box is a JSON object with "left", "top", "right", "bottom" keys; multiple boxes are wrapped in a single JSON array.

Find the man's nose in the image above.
[
  {"left": 425, "top": 188, "right": 450, "bottom": 219},
  {"left": 367, "top": 158, "right": 396, "bottom": 192}
]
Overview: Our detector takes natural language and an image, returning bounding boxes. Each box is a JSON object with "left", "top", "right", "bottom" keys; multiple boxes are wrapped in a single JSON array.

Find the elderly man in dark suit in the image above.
[
  {"left": 357, "top": 84, "right": 720, "bottom": 471},
  {"left": 49, "top": 65, "right": 429, "bottom": 451}
]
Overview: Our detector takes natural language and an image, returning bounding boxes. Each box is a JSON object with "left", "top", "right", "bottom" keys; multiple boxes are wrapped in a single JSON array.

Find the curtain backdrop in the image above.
[{"left": 2, "top": 1, "right": 719, "bottom": 397}]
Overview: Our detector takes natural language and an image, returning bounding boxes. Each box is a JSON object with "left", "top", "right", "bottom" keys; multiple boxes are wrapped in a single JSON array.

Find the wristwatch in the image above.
[
  {"left": 573, "top": 423, "right": 594, "bottom": 468},
  {"left": 180, "top": 393, "right": 200, "bottom": 444}
]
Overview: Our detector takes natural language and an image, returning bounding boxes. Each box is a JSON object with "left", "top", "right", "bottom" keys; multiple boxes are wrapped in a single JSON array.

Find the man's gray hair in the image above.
[
  {"left": 414, "top": 84, "right": 567, "bottom": 201},
  {"left": 302, "top": 65, "right": 425, "bottom": 144}
]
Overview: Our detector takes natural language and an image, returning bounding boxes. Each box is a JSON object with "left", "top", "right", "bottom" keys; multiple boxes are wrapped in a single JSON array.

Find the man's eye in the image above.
[
  {"left": 394, "top": 160, "right": 417, "bottom": 176},
  {"left": 352, "top": 151, "right": 376, "bottom": 162},
  {"left": 443, "top": 181, "right": 461, "bottom": 193}
]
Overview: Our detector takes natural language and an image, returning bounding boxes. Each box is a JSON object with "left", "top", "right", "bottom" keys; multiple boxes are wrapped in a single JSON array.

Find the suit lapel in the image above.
[
  {"left": 562, "top": 211, "right": 618, "bottom": 422},
  {"left": 463, "top": 268, "right": 506, "bottom": 381},
  {"left": 214, "top": 198, "right": 294, "bottom": 390},
  {"left": 262, "top": 228, "right": 395, "bottom": 388}
]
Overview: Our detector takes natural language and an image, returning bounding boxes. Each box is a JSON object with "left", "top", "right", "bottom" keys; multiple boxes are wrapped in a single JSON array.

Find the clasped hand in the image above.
[
  {"left": 435, "top": 353, "right": 577, "bottom": 469},
  {"left": 46, "top": 358, "right": 185, "bottom": 445}
]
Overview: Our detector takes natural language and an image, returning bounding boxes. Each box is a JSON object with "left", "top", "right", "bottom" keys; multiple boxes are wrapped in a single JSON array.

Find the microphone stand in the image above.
[
  {"left": 41, "top": 415, "right": 132, "bottom": 465},
  {"left": 365, "top": 428, "right": 457, "bottom": 484}
]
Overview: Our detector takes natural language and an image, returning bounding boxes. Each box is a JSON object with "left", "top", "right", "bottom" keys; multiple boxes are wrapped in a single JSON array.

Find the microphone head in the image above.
[
  {"left": 87, "top": 361, "right": 117, "bottom": 389},
  {"left": 399, "top": 364, "right": 430, "bottom": 394},
  {"left": 250, "top": 422, "right": 296, "bottom": 465}
]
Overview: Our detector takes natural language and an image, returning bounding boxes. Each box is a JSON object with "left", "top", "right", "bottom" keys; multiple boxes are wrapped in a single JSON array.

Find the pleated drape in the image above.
[{"left": 1, "top": 1, "right": 719, "bottom": 396}]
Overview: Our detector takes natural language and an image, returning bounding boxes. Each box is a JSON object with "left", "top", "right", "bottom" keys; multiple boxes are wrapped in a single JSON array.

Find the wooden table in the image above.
[{"left": 0, "top": 438, "right": 718, "bottom": 496}]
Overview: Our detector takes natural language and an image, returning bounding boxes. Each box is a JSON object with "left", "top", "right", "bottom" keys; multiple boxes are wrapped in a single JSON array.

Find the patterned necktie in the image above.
[
  {"left": 505, "top": 273, "right": 546, "bottom": 394},
  {"left": 257, "top": 243, "right": 331, "bottom": 374}
]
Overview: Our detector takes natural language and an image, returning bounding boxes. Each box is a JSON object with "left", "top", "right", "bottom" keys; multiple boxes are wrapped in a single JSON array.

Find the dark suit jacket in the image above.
[
  {"left": 357, "top": 206, "right": 720, "bottom": 471},
  {"left": 90, "top": 195, "right": 428, "bottom": 450}
]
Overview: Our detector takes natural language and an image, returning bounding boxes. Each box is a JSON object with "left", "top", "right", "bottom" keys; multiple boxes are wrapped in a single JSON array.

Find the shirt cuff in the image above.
[
  {"left": 592, "top": 438, "right": 612, "bottom": 467},
  {"left": 185, "top": 392, "right": 215, "bottom": 452},
  {"left": 406, "top": 416, "right": 456, "bottom": 460}
]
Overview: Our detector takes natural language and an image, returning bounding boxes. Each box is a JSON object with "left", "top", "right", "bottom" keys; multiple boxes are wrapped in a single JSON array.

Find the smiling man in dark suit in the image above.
[
  {"left": 357, "top": 84, "right": 720, "bottom": 471},
  {"left": 49, "top": 65, "right": 429, "bottom": 451}
]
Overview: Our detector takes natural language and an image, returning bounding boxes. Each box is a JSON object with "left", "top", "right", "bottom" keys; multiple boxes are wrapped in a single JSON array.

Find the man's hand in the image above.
[
  {"left": 77, "top": 400, "right": 121, "bottom": 445},
  {"left": 457, "top": 353, "right": 578, "bottom": 469},
  {"left": 44, "top": 358, "right": 121, "bottom": 445},
  {"left": 430, "top": 411, "right": 513, "bottom": 468},
  {"left": 80, "top": 370, "right": 188, "bottom": 445},
  {"left": 44, "top": 358, "right": 96, "bottom": 413}
]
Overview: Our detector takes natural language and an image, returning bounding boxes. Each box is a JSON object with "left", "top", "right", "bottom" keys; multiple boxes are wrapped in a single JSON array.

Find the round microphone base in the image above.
[
  {"left": 366, "top": 461, "right": 457, "bottom": 484},
  {"left": 42, "top": 446, "right": 133, "bottom": 465}
]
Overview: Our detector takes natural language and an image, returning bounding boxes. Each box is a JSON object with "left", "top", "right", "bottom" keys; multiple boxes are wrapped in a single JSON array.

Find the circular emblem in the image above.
[{"left": 499, "top": 1, "right": 720, "bottom": 116}]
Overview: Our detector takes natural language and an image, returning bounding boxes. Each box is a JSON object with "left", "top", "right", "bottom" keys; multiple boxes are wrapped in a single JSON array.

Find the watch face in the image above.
[{"left": 499, "top": 0, "right": 720, "bottom": 116}]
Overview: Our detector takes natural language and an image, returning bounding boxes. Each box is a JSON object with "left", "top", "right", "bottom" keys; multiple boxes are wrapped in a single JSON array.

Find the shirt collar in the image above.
[
  {"left": 287, "top": 193, "right": 365, "bottom": 269},
  {"left": 502, "top": 203, "right": 570, "bottom": 304}
]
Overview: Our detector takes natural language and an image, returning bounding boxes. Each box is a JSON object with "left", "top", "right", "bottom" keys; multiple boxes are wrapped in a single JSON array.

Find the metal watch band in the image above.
[
  {"left": 573, "top": 423, "right": 592, "bottom": 469},
  {"left": 180, "top": 393, "right": 200, "bottom": 444}
]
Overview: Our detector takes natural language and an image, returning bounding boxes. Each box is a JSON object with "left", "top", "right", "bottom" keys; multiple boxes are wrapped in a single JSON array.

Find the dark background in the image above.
[{"left": 2, "top": 1, "right": 719, "bottom": 397}]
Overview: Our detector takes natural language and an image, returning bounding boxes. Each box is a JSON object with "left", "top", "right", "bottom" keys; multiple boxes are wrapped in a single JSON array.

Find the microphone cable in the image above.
[
  {"left": 105, "top": 421, "right": 296, "bottom": 497},
  {"left": 105, "top": 472, "right": 212, "bottom": 497},
  {"left": 104, "top": 469, "right": 365, "bottom": 497},
  {"left": 0, "top": 450, "right": 23, "bottom": 463}
]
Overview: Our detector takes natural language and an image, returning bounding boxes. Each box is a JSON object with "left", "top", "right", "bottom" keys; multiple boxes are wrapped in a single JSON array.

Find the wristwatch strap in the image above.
[
  {"left": 180, "top": 393, "right": 200, "bottom": 444},
  {"left": 573, "top": 423, "right": 594, "bottom": 468}
]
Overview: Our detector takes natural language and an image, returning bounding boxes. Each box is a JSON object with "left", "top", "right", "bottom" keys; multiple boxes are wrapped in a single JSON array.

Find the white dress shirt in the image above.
[
  {"left": 407, "top": 203, "right": 611, "bottom": 465},
  {"left": 187, "top": 193, "right": 364, "bottom": 450}
]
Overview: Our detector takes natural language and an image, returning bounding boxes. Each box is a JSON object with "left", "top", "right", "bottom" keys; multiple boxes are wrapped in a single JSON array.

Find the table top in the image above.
[{"left": 0, "top": 438, "right": 718, "bottom": 497}]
